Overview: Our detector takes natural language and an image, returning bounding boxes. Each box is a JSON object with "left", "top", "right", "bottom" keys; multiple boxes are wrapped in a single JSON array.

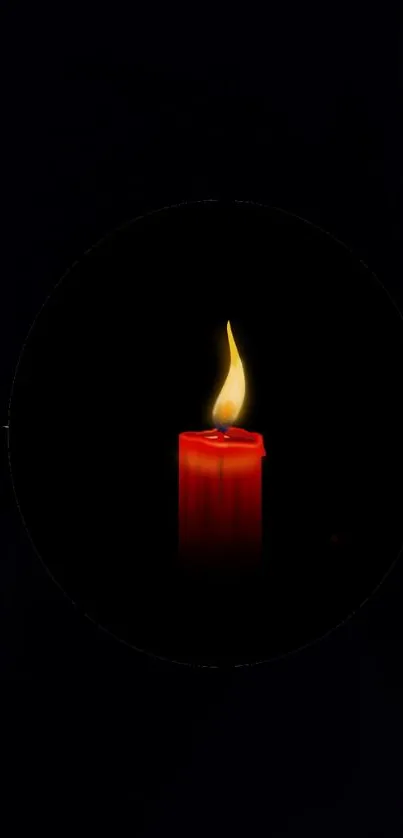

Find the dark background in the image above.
[
  {"left": 1, "top": 2, "right": 402, "bottom": 835},
  {"left": 6, "top": 202, "right": 403, "bottom": 669}
]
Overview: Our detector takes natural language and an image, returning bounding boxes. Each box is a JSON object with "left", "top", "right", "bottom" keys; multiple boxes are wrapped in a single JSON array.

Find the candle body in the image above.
[{"left": 179, "top": 428, "right": 265, "bottom": 567}]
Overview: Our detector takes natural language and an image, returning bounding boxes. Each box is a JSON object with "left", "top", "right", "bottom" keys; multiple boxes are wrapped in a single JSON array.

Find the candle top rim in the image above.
[{"left": 180, "top": 428, "right": 265, "bottom": 453}]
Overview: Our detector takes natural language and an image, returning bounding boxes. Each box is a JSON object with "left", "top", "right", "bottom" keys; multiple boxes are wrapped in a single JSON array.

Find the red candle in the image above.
[{"left": 179, "top": 322, "right": 265, "bottom": 567}]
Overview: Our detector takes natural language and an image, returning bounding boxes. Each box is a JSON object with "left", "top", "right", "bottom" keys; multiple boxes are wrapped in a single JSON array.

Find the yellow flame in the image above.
[{"left": 213, "top": 321, "right": 245, "bottom": 428}]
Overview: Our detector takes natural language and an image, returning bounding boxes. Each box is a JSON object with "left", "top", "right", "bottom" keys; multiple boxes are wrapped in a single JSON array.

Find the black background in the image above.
[
  {"left": 7, "top": 201, "right": 403, "bottom": 669},
  {"left": 1, "top": 3, "right": 402, "bottom": 835}
]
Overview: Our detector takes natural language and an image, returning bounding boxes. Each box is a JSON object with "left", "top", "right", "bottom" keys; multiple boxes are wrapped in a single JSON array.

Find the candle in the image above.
[{"left": 179, "top": 322, "right": 265, "bottom": 568}]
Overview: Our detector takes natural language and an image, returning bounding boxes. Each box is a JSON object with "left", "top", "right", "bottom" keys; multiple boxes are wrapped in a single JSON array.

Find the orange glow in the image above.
[{"left": 213, "top": 321, "right": 245, "bottom": 428}]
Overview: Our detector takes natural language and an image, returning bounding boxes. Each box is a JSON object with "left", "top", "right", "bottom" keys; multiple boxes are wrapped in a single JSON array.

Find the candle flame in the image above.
[{"left": 213, "top": 321, "right": 245, "bottom": 428}]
